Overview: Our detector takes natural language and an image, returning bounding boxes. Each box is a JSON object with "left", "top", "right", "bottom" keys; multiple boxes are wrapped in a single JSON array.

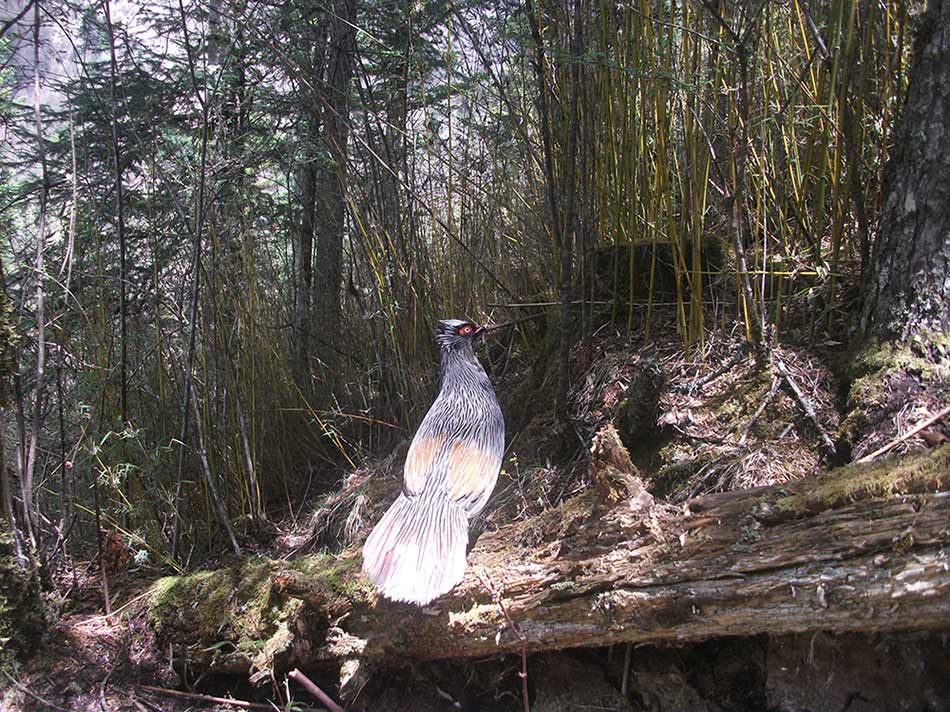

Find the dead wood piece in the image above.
[
  {"left": 150, "top": 447, "right": 950, "bottom": 672},
  {"left": 338, "top": 447, "right": 950, "bottom": 661},
  {"left": 739, "top": 374, "right": 780, "bottom": 445},
  {"left": 682, "top": 344, "right": 751, "bottom": 394},
  {"left": 775, "top": 357, "right": 837, "bottom": 457}
]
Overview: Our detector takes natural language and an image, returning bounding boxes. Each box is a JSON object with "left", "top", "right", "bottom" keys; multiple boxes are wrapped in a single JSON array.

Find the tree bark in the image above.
[
  {"left": 293, "top": 0, "right": 355, "bottom": 383},
  {"left": 860, "top": 0, "right": 950, "bottom": 340},
  {"left": 294, "top": 155, "right": 317, "bottom": 378},
  {"left": 149, "top": 446, "right": 950, "bottom": 675},
  {"left": 311, "top": 0, "right": 356, "bottom": 377}
]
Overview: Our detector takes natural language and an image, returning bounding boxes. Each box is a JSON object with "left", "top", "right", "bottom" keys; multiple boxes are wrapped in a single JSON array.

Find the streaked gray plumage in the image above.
[{"left": 362, "top": 319, "right": 505, "bottom": 605}]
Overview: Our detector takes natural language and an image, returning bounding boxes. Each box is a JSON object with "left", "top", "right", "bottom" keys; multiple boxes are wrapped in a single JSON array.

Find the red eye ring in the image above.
[{"left": 458, "top": 324, "right": 474, "bottom": 336}]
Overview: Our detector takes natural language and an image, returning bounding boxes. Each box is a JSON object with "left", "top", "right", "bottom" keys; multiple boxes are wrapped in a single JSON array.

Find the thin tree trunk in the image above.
[
  {"left": 700, "top": 1, "right": 767, "bottom": 358},
  {"left": 0, "top": 258, "right": 21, "bottom": 562},
  {"left": 23, "top": 0, "right": 50, "bottom": 554},
  {"left": 294, "top": 157, "right": 316, "bottom": 379},
  {"left": 556, "top": 0, "right": 582, "bottom": 424},
  {"left": 171, "top": 0, "right": 211, "bottom": 558},
  {"left": 526, "top": 0, "right": 567, "bottom": 421},
  {"left": 730, "top": 43, "right": 765, "bottom": 353},
  {"left": 103, "top": 0, "right": 128, "bottom": 423},
  {"left": 190, "top": 396, "right": 242, "bottom": 556},
  {"left": 56, "top": 112, "right": 79, "bottom": 557}
]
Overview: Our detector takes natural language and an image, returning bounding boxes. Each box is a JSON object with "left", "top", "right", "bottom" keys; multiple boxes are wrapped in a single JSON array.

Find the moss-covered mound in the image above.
[
  {"left": 146, "top": 553, "right": 370, "bottom": 682},
  {"left": 838, "top": 334, "right": 950, "bottom": 460},
  {"left": 0, "top": 528, "right": 45, "bottom": 671}
]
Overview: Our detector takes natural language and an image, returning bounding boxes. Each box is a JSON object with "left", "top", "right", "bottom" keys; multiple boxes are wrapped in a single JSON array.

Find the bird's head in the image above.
[{"left": 435, "top": 318, "right": 488, "bottom": 351}]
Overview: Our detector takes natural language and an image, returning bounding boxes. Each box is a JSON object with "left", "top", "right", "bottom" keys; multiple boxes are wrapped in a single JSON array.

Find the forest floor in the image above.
[{"left": 3, "top": 317, "right": 949, "bottom": 711}]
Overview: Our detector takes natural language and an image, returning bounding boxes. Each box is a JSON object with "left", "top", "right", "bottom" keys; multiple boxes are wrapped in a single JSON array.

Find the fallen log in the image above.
[{"left": 147, "top": 445, "right": 950, "bottom": 680}]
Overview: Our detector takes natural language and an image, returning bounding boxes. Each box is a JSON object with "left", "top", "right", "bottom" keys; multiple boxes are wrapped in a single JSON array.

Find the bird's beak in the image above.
[{"left": 476, "top": 313, "right": 542, "bottom": 335}]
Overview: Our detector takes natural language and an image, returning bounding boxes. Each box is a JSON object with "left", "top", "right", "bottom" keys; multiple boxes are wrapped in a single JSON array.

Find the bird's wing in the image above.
[
  {"left": 444, "top": 439, "right": 502, "bottom": 503},
  {"left": 403, "top": 432, "right": 443, "bottom": 495},
  {"left": 403, "top": 432, "right": 501, "bottom": 505}
]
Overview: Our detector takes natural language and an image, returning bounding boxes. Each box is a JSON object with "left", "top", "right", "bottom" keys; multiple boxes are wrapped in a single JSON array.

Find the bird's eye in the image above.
[{"left": 458, "top": 324, "right": 474, "bottom": 336}]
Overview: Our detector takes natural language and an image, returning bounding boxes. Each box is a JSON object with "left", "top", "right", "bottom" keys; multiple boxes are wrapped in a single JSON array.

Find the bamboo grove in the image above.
[{"left": 0, "top": 0, "right": 917, "bottom": 573}]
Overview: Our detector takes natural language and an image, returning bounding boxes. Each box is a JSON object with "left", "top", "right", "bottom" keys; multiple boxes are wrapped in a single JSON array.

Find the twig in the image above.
[
  {"left": 775, "top": 357, "right": 837, "bottom": 457},
  {"left": 477, "top": 572, "right": 530, "bottom": 712},
  {"left": 620, "top": 641, "right": 633, "bottom": 696},
  {"left": 739, "top": 374, "right": 781, "bottom": 445},
  {"left": 682, "top": 344, "right": 751, "bottom": 395},
  {"left": 489, "top": 299, "right": 611, "bottom": 308},
  {"left": 139, "top": 684, "right": 322, "bottom": 711},
  {"left": 131, "top": 694, "right": 164, "bottom": 712},
  {"left": 856, "top": 404, "right": 950, "bottom": 464},
  {"left": 2, "top": 671, "right": 70, "bottom": 712},
  {"left": 288, "top": 668, "right": 345, "bottom": 712}
]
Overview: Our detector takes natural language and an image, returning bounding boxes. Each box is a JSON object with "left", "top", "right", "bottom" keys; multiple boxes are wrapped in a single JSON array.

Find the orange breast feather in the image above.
[
  {"left": 446, "top": 440, "right": 497, "bottom": 502},
  {"left": 404, "top": 434, "right": 443, "bottom": 493}
]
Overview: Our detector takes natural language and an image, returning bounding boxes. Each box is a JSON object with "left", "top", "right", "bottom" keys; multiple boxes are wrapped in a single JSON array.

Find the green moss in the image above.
[
  {"left": 147, "top": 559, "right": 275, "bottom": 643},
  {"left": 838, "top": 337, "right": 949, "bottom": 451},
  {"left": 147, "top": 558, "right": 298, "bottom": 680},
  {"left": 286, "top": 553, "right": 373, "bottom": 603},
  {"left": 846, "top": 338, "right": 938, "bottom": 406},
  {"left": 0, "top": 528, "right": 44, "bottom": 671},
  {"left": 290, "top": 554, "right": 366, "bottom": 598},
  {"left": 147, "top": 552, "right": 376, "bottom": 678},
  {"left": 550, "top": 580, "right": 581, "bottom": 593},
  {"left": 773, "top": 444, "right": 949, "bottom": 515}
]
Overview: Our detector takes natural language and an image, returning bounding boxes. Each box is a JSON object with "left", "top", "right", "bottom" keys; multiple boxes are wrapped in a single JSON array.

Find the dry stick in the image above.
[
  {"left": 190, "top": 396, "right": 242, "bottom": 556},
  {"left": 489, "top": 300, "right": 611, "bottom": 308},
  {"left": 739, "top": 374, "right": 781, "bottom": 445},
  {"left": 685, "top": 345, "right": 751, "bottom": 394},
  {"left": 2, "top": 671, "right": 70, "bottom": 712},
  {"left": 477, "top": 572, "right": 530, "bottom": 712},
  {"left": 288, "top": 668, "right": 345, "bottom": 712},
  {"left": 856, "top": 404, "right": 950, "bottom": 465},
  {"left": 0, "top": 0, "right": 35, "bottom": 39},
  {"left": 138, "top": 684, "right": 323, "bottom": 711},
  {"left": 499, "top": 595, "right": 530, "bottom": 712},
  {"left": 774, "top": 358, "right": 836, "bottom": 457}
]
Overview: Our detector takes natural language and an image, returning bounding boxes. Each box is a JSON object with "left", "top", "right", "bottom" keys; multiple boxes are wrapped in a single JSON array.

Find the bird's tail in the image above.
[{"left": 362, "top": 492, "right": 468, "bottom": 605}]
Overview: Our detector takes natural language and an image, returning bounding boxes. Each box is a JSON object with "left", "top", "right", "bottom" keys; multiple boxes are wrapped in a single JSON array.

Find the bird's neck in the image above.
[{"left": 439, "top": 346, "right": 489, "bottom": 389}]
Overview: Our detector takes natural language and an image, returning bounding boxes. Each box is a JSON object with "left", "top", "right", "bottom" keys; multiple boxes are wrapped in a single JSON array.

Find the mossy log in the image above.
[{"left": 148, "top": 446, "right": 950, "bottom": 680}]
